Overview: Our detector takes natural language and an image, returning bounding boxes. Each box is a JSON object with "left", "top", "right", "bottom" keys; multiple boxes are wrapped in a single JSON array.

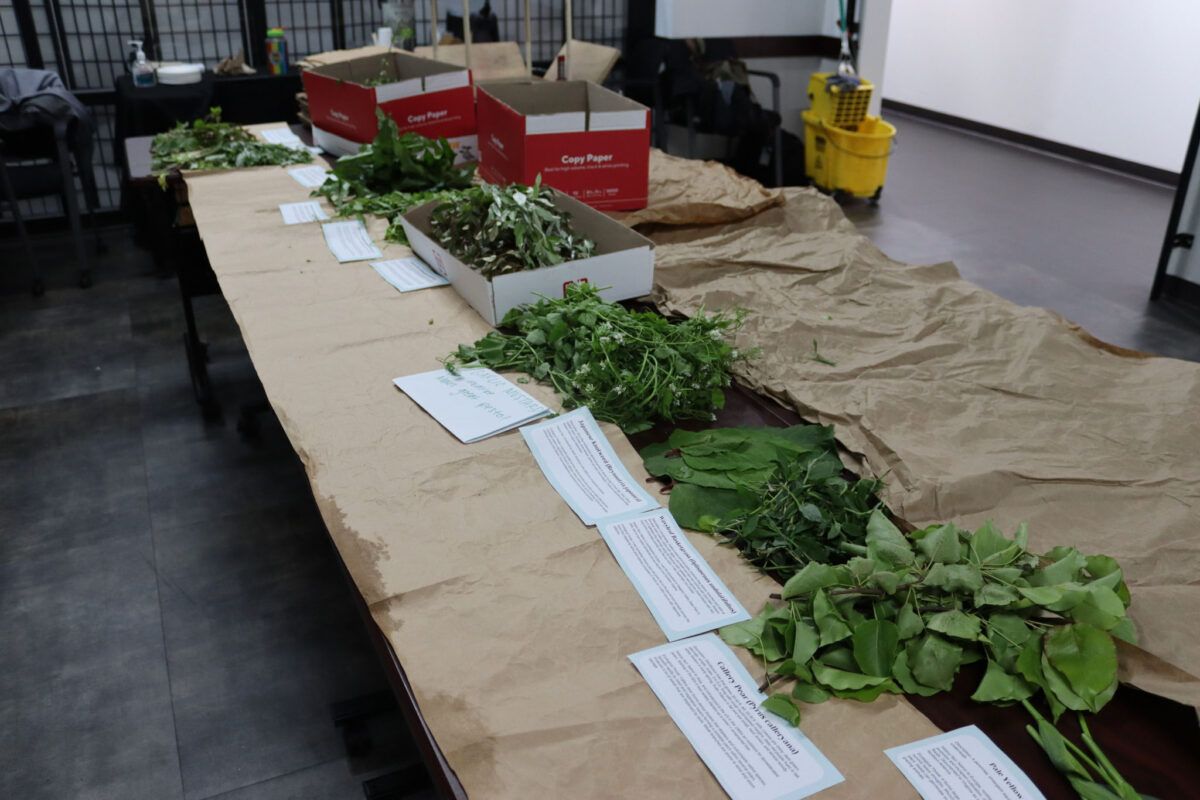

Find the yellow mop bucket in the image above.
[{"left": 802, "top": 110, "right": 896, "bottom": 200}]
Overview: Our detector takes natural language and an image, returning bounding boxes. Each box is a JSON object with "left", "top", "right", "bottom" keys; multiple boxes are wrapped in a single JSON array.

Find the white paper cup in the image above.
[{"left": 375, "top": 27, "right": 393, "bottom": 47}]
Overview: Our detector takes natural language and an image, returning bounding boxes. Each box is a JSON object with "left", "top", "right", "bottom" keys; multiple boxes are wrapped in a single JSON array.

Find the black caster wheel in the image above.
[
  {"left": 78, "top": 270, "right": 92, "bottom": 289},
  {"left": 869, "top": 187, "right": 882, "bottom": 206},
  {"left": 31, "top": 278, "right": 45, "bottom": 297},
  {"left": 831, "top": 189, "right": 850, "bottom": 204}
]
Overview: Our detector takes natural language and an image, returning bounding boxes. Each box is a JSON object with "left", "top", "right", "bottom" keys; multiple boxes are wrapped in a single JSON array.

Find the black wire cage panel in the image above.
[{"left": 0, "top": 0, "right": 627, "bottom": 218}]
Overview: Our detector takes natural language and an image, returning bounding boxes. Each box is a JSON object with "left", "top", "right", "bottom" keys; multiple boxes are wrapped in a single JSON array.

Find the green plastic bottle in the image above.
[{"left": 266, "top": 27, "right": 288, "bottom": 75}]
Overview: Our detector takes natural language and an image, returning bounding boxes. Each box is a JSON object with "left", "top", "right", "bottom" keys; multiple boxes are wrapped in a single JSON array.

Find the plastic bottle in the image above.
[
  {"left": 266, "top": 28, "right": 288, "bottom": 75},
  {"left": 129, "top": 40, "right": 156, "bottom": 87}
]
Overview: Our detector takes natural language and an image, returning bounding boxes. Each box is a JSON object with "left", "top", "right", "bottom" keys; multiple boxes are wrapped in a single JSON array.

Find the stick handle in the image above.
[
  {"left": 524, "top": 0, "right": 532, "bottom": 77},
  {"left": 564, "top": 0, "right": 572, "bottom": 80},
  {"left": 461, "top": 0, "right": 472, "bottom": 73},
  {"left": 430, "top": 0, "right": 439, "bottom": 58}
]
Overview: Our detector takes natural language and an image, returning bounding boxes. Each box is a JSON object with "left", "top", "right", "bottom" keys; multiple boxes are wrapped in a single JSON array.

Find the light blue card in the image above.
[
  {"left": 885, "top": 725, "right": 1046, "bottom": 800},
  {"left": 321, "top": 220, "right": 382, "bottom": 262},
  {"left": 393, "top": 368, "right": 551, "bottom": 443},
  {"left": 629, "top": 634, "right": 844, "bottom": 800},
  {"left": 520, "top": 407, "right": 659, "bottom": 526},
  {"left": 599, "top": 508, "right": 749, "bottom": 641},
  {"left": 371, "top": 257, "right": 451, "bottom": 292}
]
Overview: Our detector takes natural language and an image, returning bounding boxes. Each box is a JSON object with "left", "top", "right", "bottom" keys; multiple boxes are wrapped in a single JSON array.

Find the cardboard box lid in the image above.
[
  {"left": 481, "top": 81, "right": 649, "bottom": 136},
  {"left": 305, "top": 50, "right": 470, "bottom": 97}
]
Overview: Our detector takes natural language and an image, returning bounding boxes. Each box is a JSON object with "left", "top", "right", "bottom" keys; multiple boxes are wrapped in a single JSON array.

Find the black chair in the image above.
[{"left": 0, "top": 67, "right": 101, "bottom": 295}]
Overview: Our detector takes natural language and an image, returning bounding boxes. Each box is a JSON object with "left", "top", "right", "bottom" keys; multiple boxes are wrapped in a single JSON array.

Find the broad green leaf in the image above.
[
  {"left": 1043, "top": 624, "right": 1119, "bottom": 713},
  {"left": 720, "top": 611, "right": 767, "bottom": 651},
  {"left": 812, "top": 662, "right": 890, "bottom": 691},
  {"left": 896, "top": 602, "right": 925, "bottom": 640},
  {"left": 1065, "top": 585, "right": 1127, "bottom": 630},
  {"left": 970, "top": 659, "right": 1035, "bottom": 703},
  {"left": 924, "top": 563, "right": 984, "bottom": 592},
  {"left": 1108, "top": 617, "right": 1138, "bottom": 645},
  {"left": 781, "top": 563, "right": 843, "bottom": 599},
  {"left": 813, "top": 589, "right": 852, "bottom": 647},
  {"left": 915, "top": 523, "right": 963, "bottom": 563},
  {"left": 1031, "top": 549, "right": 1088, "bottom": 586},
  {"left": 866, "top": 510, "right": 915, "bottom": 565},
  {"left": 869, "top": 570, "right": 902, "bottom": 595},
  {"left": 852, "top": 619, "right": 901, "bottom": 677},
  {"left": 791, "top": 682, "right": 832, "bottom": 704},
  {"left": 834, "top": 680, "right": 900, "bottom": 702},
  {"left": 762, "top": 694, "right": 802, "bottom": 726},
  {"left": 1085, "top": 555, "right": 1130, "bottom": 605},
  {"left": 908, "top": 633, "right": 964, "bottom": 691},
  {"left": 525, "top": 328, "right": 547, "bottom": 345},
  {"left": 761, "top": 621, "right": 791, "bottom": 663},
  {"left": 986, "top": 614, "right": 1034, "bottom": 671},
  {"left": 926, "top": 610, "right": 983, "bottom": 641},
  {"left": 847, "top": 557, "right": 876, "bottom": 583},
  {"left": 974, "top": 582, "right": 1020, "bottom": 607},
  {"left": 667, "top": 484, "right": 749, "bottom": 531},
  {"left": 970, "top": 521, "right": 1018, "bottom": 565},
  {"left": 1016, "top": 637, "right": 1045, "bottom": 688},
  {"left": 892, "top": 650, "right": 941, "bottom": 696},
  {"left": 792, "top": 619, "right": 820, "bottom": 665},
  {"left": 1018, "top": 585, "right": 1063, "bottom": 605},
  {"left": 816, "top": 646, "right": 858, "bottom": 672}
]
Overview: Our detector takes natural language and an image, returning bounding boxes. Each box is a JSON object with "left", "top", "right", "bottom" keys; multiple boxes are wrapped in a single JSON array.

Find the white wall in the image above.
[{"left": 883, "top": 0, "right": 1200, "bottom": 173}]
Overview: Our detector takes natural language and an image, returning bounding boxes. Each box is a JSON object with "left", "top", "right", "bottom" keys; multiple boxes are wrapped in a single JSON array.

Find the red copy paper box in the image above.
[
  {"left": 477, "top": 81, "right": 650, "bottom": 211},
  {"left": 302, "top": 50, "right": 477, "bottom": 159}
]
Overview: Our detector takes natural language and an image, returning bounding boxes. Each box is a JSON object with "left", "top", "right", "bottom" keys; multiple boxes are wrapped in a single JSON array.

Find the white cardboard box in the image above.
[{"left": 399, "top": 189, "right": 654, "bottom": 326}]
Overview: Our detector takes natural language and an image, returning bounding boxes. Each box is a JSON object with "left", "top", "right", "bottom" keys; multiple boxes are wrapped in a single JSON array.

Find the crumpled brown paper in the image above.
[
  {"left": 649, "top": 187, "right": 1200, "bottom": 709},
  {"left": 608, "top": 148, "right": 785, "bottom": 228},
  {"left": 183, "top": 165, "right": 939, "bottom": 799}
]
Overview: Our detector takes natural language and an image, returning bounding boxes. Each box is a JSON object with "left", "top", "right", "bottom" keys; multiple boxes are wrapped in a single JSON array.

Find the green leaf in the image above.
[
  {"left": 869, "top": 570, "right": 902, "bottom": 595},
  {"left": 908, "top": 633, "right": 964, "bottom": 691},
  {"left": 720, "top": 610, "right": 768, "bottom": 652},
  {"left": 667, "top": 485, "right": 749, "bottom": 531},
  {"left": 926, "top": 610, "right": 984, "bottom": 641},
  {"left": 852, "top": 619, "right": 901, "bottom": 677},
  {"left": 1065, "top": 778, "right": 1126, "bottom": 800},
  {"left": 970, "top": 521, "right": 1020, "bottom": 565},
  {"left": 974, "top": 582, "right": 1020, "bottom": 607},
  {"left": 985, "top": 614, "right": 1034, "bottom": 671},
  {"left": 1066, "top": 585, "right": 1128, "bottom": 630},
  {"left": 1029, "top": 718, "right": 1090, "bottom": 779},
  {"left": 895, "top": 602, "right": 925, "bottom": 640},
  {"left": 834, "top": 680, "right": 900, "bottom": 701},
  {"left": 812, "top": 662, "right": 890, "bottom": 691},
  {"left": 792, "top": 682, "right": 832, "bottom": 704},
  {"left": 1108, "top": 617, "right": 1138, "bottom": 645},
  {"left": 1018, "top": 585, "right": 1064, "bottom": 605},
  {"left": 1031, "top": 548, "right": 1088, "bottom": 586},
  {"left": 865, "top": 510, "right": 915, "bottom": 565},
  {"left": 1043, "top": 624, "right": 1119, "bottom": 713},
  {"left": 792, "top": 618, "right": 820, "bottom": 665},
  {"left": 915, "top": 523, "right": 964, "bottom": 563},
  {"left": 970, "top": 659, "right": 1035, "bottom": 703},
  {"left": 892, "top": 650, "right": 941, "bottom": 696},
  {"left": 924, "top": 563, "right": 984, "bottom": 592},
  {"left": 813, "top": 589, "right": 853, "bottom": 647},
  {"left": 762, "top": 694, "right": 802, "bottom": 727},
  {"left": 781, "top": 562, "right": 844, "bottom": 599}
]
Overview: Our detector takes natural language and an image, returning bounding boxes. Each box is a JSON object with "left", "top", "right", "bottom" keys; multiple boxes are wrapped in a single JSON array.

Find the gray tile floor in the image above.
[
  {"left": 1, "top": 244, "right": 432, "bottom": 797},
  {"left": 2, "top": 112, "right": 1199, "bottom": 799}
]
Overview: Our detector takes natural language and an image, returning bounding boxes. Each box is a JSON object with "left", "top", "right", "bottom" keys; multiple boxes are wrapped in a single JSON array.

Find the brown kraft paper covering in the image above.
[
  {"left": 649, "top": 187, "right": 1200, "bottom": 708},
  {"left": 183, "top": 165, "right": 937, "bottom": 799}
]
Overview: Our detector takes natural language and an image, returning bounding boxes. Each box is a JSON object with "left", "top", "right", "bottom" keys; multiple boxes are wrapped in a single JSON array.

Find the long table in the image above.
[{"left": 177, "top": 145, "right": 1200, "bottom": 799}]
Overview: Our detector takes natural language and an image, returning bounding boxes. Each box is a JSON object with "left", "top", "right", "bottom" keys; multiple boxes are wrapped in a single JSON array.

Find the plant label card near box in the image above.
[
  {"left": 302, "top": 49, "right": 477, "bottom": 160},
  {"left": 629, "top": 634, "right": 845, "bottom": 800},
  {"left": 398, "top": 187, "right": 654, "bottom": 326},
  {"left": 393, "top": 367, "right": 551, "bottom": 443},
  {"left": 885, "top": 726, "right": 1046, "bottom": 800},
  {"left": 477, "top": 81, "right": 650, "bottom": 211}
]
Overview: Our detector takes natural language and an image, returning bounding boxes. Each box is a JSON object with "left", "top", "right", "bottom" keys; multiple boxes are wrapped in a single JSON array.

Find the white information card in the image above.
[
  {"left": 278, "top": 201, "right": 329, "bottom": 225},
  {"left": 599, "top": 509, "right": 749, "bottom": 640},
  {"left": 371, "top": 257, "right": 450, "bottom": 292},
  {"left": 520, "top": 407, "right": 659, "bottom": 525},
  {"left": 393, "top": 368, "right": 551, "bottom": 443},
  {"left": 629, "top": 634, "right": 844, "bottom": 800},
  {"left": 322, "top": 220, "right": 383, "bottom": 262},
  {"left": 287, "top": 165, "right": 331, "bottom": 188},
  {"left": 885, "top": 726, "right": 1046, "bottom": 800}
]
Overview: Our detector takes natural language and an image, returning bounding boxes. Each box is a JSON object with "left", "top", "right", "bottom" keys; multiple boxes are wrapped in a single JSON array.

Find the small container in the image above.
[
  {"left": 129, "top": 40, "right": 156, "bottom": 87},
  {"left": 266, "top": 27, "right": 288, "bottom": 75}
]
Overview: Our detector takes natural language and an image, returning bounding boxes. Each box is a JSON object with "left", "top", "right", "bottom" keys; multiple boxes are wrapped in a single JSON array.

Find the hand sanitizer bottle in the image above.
[{"left": 130, "top": 40, "right": 156, "bottom": 87}]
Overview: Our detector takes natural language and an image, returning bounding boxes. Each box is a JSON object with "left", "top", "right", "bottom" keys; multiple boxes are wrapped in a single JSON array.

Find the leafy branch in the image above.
[{"left": 150, "top": 107, "right": 311, "bottom": 188}]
